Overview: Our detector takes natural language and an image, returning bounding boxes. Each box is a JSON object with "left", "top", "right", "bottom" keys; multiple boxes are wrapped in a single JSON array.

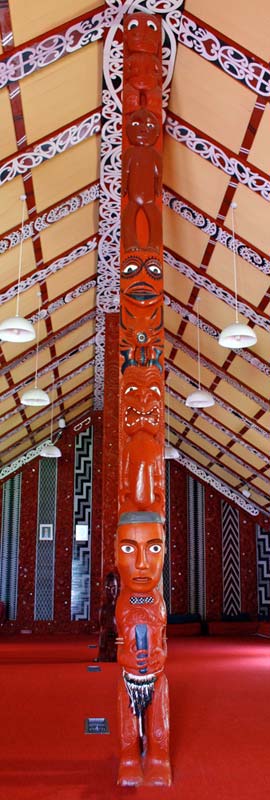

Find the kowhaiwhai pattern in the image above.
[
  {"left": 179, "top": 14, "right": 270, "bottom": 97},
  {"left": 0, "top": 183, "right": 99, "bottom": 254},
  {"left": 0, "top": 113, "right": 101, "bottom": 187},
  {"left": 175, "top": 450, "right": 261, "bottom": 517},
  {"left": 164, "top": 249, "right": 270, "bottom": 333},
  {"left": 0, "top": 240, "right": 97, "bottom": 305},
  {"left": 163, "top": 188, "right": 270, "bottom": 276},
  {"left": 165, "top": 116, "right": 270, "bottom": 202},
  {"left": 168, "top": 398, "right": 270, "bottom": 491}
]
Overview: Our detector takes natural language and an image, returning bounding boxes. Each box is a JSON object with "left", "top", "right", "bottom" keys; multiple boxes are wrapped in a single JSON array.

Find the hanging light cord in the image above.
[
  {"left": 50, "top": 375, "right": 55, "bottom": 444},
  {"left": 197, "top": 301, "right": 201, "bottom": 391},
  {"left": 15, "top": 194, "right": 27, "bottom": 318},
  {"left": 166, "top": 382, "right": 170, "bottom": 445},
  {"left": 34, "top": 292, "right": 41, "bottom": 389},
  {"left": 231, "top": 202, "right": 239, "bottom": 324}
]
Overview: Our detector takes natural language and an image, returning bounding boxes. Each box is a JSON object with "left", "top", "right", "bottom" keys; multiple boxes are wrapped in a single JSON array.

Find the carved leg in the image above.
[
  {"left": 144, "top": 673, "right": 172, "bottom": 786},
  {"left": 117, "top": 677, "right": 143, "bottom": 786},
  {"left": 122, "top": 202, "right": 139, "bottom": 251},
  {"left": 144, "top": 203, "right": 162, "bottom": 251}
]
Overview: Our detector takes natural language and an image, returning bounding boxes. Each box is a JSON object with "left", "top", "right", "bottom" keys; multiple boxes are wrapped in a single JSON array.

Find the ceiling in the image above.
[{"left": 0, "top": 0, "right": 269, "bottom": 521}]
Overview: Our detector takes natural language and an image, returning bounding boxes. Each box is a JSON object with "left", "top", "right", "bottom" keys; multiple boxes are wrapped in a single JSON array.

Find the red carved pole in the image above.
[{"left": 116, "top": 13, "right": 171, "bottom": 787}]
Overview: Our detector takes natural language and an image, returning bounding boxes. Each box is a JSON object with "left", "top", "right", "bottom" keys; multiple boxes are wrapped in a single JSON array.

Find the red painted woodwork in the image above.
[
  {"left": 96, "top": 571, "right": 119, "bottom": 661},
  {"left": 169, "top": 462, "right": 188, "bottom": 615},
  {"left": 116, "top": 513, "right": 171, "bottom": 786},
  {"left": 119, "top": 365, "right": 164, "bottom": 515},
  {"left": 117, "top": 12, "right": 170, "bottom": 787},
  {"left": 16, "top": 463, "right": 39, "bottom": 631},
  {"left": 239, "top": 511, "right": 258, "bottom": 619},
  {"left": 122, "top": 108, "right": 162, "bottom": 251},
  {"left": 123, "top": 13, "right": 162, "bottom": 114}
]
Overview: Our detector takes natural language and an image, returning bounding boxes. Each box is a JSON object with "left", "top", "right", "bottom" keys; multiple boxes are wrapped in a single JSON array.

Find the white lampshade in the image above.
[
  {"left": 185, "top": 389, "right": 215, "bottom": 409},
  {"left": 0, "top": 315, "right": 35, "bottom": 343},
  {"left": 219, "top": 322, "right": 257, "bottom": 349},
  {"left": 40, "top": 443, "right": 62, "bottom": 458},
  {"left": 21, "top": 387, "right": 50, "bottom": 407},
  {"left": 165, "top": 444, "right": 179, "bottom": 460}
]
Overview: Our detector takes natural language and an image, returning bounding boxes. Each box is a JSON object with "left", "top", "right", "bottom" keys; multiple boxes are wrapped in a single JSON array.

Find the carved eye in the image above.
[
  {"left": 125, "top": 385, "right": 138, "bottom": 394},
  {"left": 121, "top": 544, "right": 135, "bottom": 553},
  {"left": 146, "top": 122, "right": 155, "bottom": 129},
  {"left": 149, "top": 544, "right": 162, "bottom": 553},
  {"left": 131, "top": 120, "right": 139, "bottom": 127},
  {"left": 147, "top": 20, "right": 157, "bottom": 31},
  {"left": 145, "top": 259, "right": 162, "bottom": 279},
  {"left": 150, "top": 385, "right": 161, "bottom": 396},
  {"left": 128, "top": 19, "right": 139, "bottom": 30},
  {"left": 123, "top": 261, "right": 140, "bottom": 275}
]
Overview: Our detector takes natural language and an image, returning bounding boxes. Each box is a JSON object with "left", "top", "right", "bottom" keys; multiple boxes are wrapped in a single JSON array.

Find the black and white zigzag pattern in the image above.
[
  {"left": 222, "top": 502, "right": 241, "bottom": 615},
  {"left": 71, "top": 427, "right": 93, "bottom": 621},
  {"left": 0, "top": 473, "right": 21, "bottom": 619},
  {"left": 256, "top": 526, "right": 270, "bottom": 617}
]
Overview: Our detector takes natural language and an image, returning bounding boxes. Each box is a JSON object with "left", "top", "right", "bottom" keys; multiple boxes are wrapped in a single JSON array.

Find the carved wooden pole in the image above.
[{"left": 116, "top": 12, "right": 171, "bottom": 787}]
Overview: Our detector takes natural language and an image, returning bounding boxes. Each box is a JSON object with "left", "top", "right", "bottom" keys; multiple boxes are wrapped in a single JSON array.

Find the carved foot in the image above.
[
  {"left": 144, "top": 757, "right": 172, "bottom": 786},
  {"left": 117, "top": 759, "right": 143, "bottom": 787}
]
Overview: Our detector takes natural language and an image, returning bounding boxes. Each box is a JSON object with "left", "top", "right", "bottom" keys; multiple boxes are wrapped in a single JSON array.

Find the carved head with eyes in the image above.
[
  {"left": 121, "top": 365, "right": 162, "bottom": 435},
  {"left": 124, "top": 13, "right": 161, "bottom": 55},
  {"left": 126, "top": 108, "right": 160, "bottom": 148},
  {"left": 116, "top": 512, "right": 165, "bottom": 592}
]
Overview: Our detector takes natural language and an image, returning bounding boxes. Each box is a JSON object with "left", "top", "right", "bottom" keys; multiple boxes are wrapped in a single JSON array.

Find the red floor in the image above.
[{"left": 1, "top": 635, "right": 270, "bottom": 800}]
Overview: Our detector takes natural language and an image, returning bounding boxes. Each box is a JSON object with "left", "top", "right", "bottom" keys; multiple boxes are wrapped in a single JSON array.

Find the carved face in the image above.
[
  {"left": 122, "top": 366, "right": 162, "bottom": 434},
  {"left": 125, "top": 13, "right": 161, "bottom": 55},
  {"left": 120, "top": 257, "right": 163, "bottom": 350},
  {"left": 126, "top": 108, "right": 160, "bottom": 147},
  {"left": 105, "top": 575, "right": 118, "bottom": 602},
  {"left": 117, "top": 521, "right": 165, "bottom": 592}
]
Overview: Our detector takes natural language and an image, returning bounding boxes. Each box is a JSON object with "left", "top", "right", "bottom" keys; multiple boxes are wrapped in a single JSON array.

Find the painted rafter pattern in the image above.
[
  {"left": 165, "top": 114, "right": 270, "bottom": 203},
  {"left": 0, "top": 6, "right": 269, "bottom": 99},
  {"left": 175, "top": 450, "right": 261, "bottom": 518},
  {"left": 167, "top": 359, "right": 268, "bottom": 461},
  {"left": 168, "top": 403, "right": 269, "bottom": 494},
  {"left": 0, "top": 112, "right": 101, "bottom": 187},
  {"left": 0, "top": 182, "right": 99, "bottom": 254},
  {"left": 163, "top": 187, "right": 270, "bottom": 277},
  {"left": 165, "top": 328, "right": 269, "bottom": 417},
  {"left": 179, "top": 13, "right": 270, "bottom": 98}
]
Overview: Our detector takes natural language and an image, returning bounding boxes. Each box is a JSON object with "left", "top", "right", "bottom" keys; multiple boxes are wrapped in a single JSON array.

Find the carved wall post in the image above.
[{"left": 116, "top": 12, "right": 171, "bottom": 787}]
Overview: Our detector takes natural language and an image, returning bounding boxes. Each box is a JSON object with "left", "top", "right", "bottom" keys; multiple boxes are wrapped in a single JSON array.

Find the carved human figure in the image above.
[
  {"left": 122, "top": 108, "right": 162, "bottom": 252},
  {"left": 96, "top": 572, "right": 119, "bottom": 662},
  {"left": 123, "top": 13, "right": 162, "bottom": 113},
  {"left": 116, "top": 511, "right": 171, "bottom": 787},
  {"left": 120, "top": 366, "right": 164, "bottom": 515},
  {"left": 120, "top": 256, "right": 163, "bottom": 371}
]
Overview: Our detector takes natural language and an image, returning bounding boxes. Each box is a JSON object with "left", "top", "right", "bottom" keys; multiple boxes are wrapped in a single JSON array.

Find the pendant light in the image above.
[
  {"left": 0, "top": 195, "right": 35, "bottom": 343},
  {"left": 21, "top": 292, "right": 50, "bottom": 407},
  {"left": 164, "top": 377, "right": 179, "bottom": 459},
  {"left": 40, "top": 376, "right": 62, "bottom": 458},
  {"left": 185, "top": 301, "right": 215, "bottom": 409},
  {"left": 218, "top": 203, "right": 257, "bottom": 349}
]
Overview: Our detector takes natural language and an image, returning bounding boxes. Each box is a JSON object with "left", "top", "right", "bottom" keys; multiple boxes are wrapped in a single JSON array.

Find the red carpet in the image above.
[{"left": 1, "top": 635, "right": 270, "bottom": 800}]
